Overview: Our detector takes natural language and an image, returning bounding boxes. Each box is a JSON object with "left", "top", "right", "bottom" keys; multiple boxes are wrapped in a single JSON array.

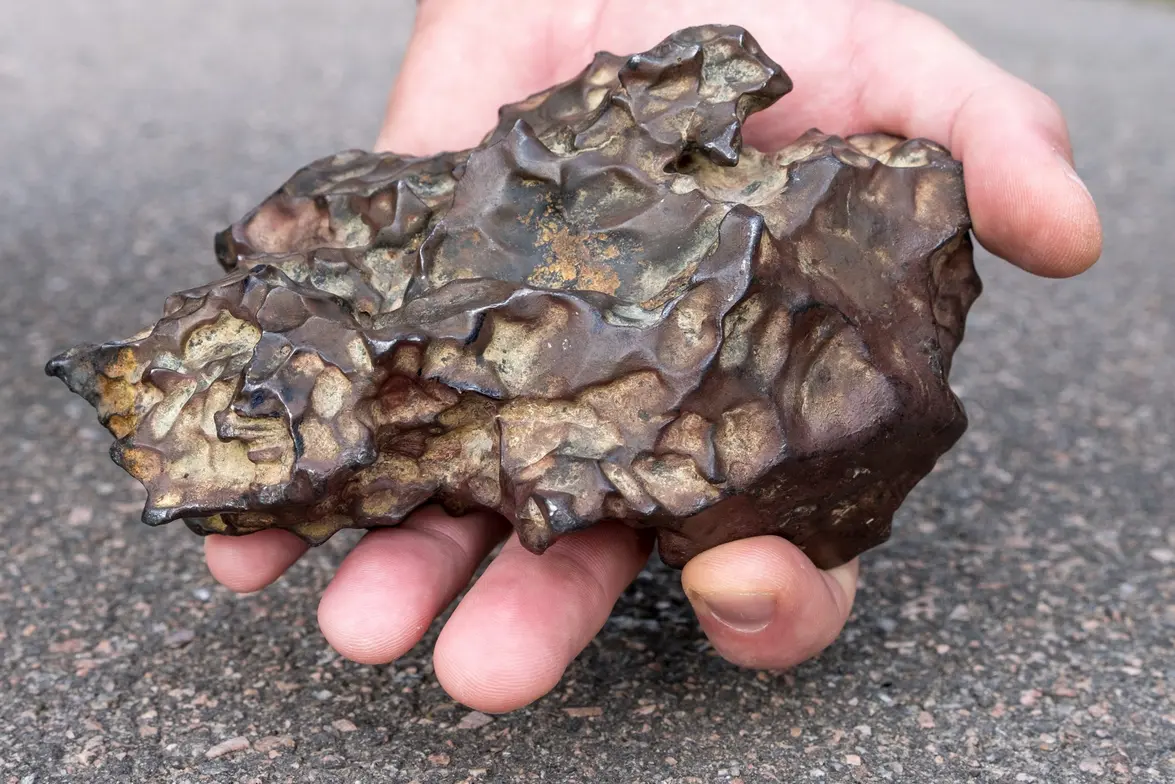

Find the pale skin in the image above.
[{"left": 205, "top": 0, "right": 1103, "bottom": 713}]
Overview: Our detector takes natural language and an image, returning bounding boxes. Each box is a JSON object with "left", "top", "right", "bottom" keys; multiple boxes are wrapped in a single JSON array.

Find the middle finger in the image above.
[
  {"left": 433, "top": 521, "right": 653, "bottom": 713},
  {"left": 317, "top": 506, "right": 511, "bottom": 664}
]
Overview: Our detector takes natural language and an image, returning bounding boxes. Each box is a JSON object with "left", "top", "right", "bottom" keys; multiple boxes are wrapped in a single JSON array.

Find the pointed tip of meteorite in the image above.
[
  {"left": 140, "top": 504, "right": 177, "bottom": 527},
  {"left": 45, "top": 344, "right": 101, "bottom": 403}
]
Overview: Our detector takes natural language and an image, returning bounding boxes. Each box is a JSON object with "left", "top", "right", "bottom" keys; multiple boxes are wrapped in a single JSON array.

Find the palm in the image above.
[
  {"left": 381, "top": 0, "right": 865, "bottom": 152},
  {"left": 206, "top": 0, "right": 1101, "bottom": 713}
]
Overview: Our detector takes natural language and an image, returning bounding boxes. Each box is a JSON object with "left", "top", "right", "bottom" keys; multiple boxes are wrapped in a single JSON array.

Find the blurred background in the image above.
[{"left": 2, "top": 0, "right": 1171, "bottom": 781}]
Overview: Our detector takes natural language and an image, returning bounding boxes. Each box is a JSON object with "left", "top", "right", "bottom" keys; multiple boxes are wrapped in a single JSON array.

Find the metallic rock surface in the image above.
[{"left": 46, "top": 24, "right": 981, "bottom": 569}]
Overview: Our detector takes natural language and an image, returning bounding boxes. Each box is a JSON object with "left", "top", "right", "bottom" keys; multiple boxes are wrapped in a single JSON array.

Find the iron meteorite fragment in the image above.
[{"left": 46, "top": 25, "right": 981, "bottom": 569}]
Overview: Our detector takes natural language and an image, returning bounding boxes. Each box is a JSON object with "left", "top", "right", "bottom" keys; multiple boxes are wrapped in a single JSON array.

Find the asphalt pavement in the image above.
[{"left": 1, "top": 0, "right": 1172, "bottom": 781}]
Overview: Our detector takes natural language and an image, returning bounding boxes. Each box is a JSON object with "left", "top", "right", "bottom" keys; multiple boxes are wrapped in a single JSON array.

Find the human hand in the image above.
[{"left": 205, "top": 0, "right": 1102, "bottom": 713}]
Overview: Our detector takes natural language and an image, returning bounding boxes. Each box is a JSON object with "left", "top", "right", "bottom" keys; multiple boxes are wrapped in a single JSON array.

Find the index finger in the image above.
[{"left": 844, "top": 2, "right": 1102, "bottom": 277}]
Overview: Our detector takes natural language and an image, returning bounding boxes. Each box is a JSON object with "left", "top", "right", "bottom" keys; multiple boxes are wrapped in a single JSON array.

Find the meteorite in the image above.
[{"left": 46, "top": 25, "right": 981, "bottom": 569}]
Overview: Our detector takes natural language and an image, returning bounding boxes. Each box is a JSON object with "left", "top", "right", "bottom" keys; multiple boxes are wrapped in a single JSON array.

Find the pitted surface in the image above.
[
  {"left": 2, "top": 0, "right": 1172, "bottom": 781},
  {"left": 46, "top": 26, "right": 979, "bottom": 570}
]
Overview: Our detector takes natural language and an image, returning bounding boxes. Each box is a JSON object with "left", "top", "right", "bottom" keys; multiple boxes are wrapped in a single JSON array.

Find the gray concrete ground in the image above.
[{"left": 1, "top": 0, "right": 1172, "bottom": 781}]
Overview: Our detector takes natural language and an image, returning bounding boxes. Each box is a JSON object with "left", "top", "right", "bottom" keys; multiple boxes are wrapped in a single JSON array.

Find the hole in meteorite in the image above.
[{"left": 665, "top": 149, "right": 704, "bottom": 175}]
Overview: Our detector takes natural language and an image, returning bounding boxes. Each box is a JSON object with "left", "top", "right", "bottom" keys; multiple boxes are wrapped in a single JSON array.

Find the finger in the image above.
[
  {"left": 316, "top": 506, "right": 511, "bottom": 664},
  {"left": 682, "top": 536, "right": 858, "bottom": 670},
  {"left": 845, "top": 1, "right": 1102, "bottom": 278},
  {"left": 433, "top": 521, "right": 653, "bottom": 713},
  {"left": 204, "top": 529, "right": 309, "bottom": 594}
]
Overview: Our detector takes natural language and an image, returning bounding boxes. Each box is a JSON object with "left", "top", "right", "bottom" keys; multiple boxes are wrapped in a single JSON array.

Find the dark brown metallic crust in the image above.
[{"left": 46, "top": 25, "right": 981, "bottom": 569}]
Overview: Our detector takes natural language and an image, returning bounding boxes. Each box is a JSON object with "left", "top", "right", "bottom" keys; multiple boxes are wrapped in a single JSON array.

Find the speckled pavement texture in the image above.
[{"left": 2, "top": 0, "right": 1172, "bottom": 781}]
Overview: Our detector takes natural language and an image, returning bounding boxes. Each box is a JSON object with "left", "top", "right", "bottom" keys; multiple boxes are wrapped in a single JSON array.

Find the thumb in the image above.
[{"left": 682, "top": 536, "right": 859, "bottom": 670}]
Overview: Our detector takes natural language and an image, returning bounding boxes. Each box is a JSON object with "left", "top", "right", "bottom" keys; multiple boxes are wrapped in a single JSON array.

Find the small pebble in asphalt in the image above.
[{"left": 203, "top": 736, "right": 249, "bottom": 760}]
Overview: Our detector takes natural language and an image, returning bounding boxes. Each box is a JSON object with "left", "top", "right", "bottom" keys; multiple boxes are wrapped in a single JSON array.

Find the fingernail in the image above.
[
  {"left": 692, "top": 591, "right": 776, "bottom": 633},
  {"left": 1054, "top": 150, "right": 1094, "bottom": 202}
]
